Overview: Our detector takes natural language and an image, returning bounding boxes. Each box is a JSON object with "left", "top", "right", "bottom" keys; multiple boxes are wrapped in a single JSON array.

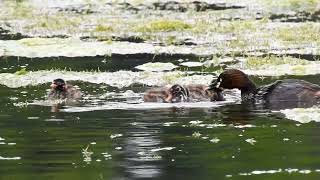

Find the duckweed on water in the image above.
[
  {"left": 0, "top": 70, "right": 213, "bottom": 88},
  {"left": 263, "top": 0, "right": 318, "bottom": 12},
  {"left": 14, "top": 68, "right": 28, "bottom": 75},
  {"left": 136, "top": 19, "right": 192, "bottom": 32},
  {"left": 94, "top": 24, "right": 114, "bottom": 32},
  {"left": 234, "top": 56, "right": 320, "bottom": 76},
  {"left": 27, "top": 14, "right": 82, "bottom": 31},
  {"left": 5, "top": 1, "right": 35, "bottom": 19},
  {"left": 19, "top": 38, "right": 64, "bottom": 46},
  {"left": 244, "top": 56, "right": 309, "bottom": 69},
  {"left": 191, "top": 19, "right": 267, "bottom": 34},
  {"left": 215, "top": 20, "right": 260, "bottom": 34},
  {"left": 162, "top": 73, "right": 184, "bottom": 84},
  {"left": 275, "top": 23, "right": 320, "bottom": 44}
]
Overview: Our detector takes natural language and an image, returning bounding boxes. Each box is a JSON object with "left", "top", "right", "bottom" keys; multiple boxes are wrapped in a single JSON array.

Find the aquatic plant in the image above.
[
  {"left": 82, "top": 145, "right": 93, "bottom": 164},
  {"left": 6, "top": 1, "right": 35, "bottom": 19},
  {"left": 136, "top": 19, "right": 192, "bottom": 32},
  {"left": 227, "top": 37, "right": 248, "bottom": 49},
  {"left": 19, "top": 38, "right": 63, "bottom": 46},
  {"left": 291, "top": 65, "right": 307, "bottom": 74},
  {"left": 263, "top": 0, "right": 318, "bottom": 12},
  {"left": 162, "top": 72, "right": 184, "bottom": 84},
  {"left": 94, "top": 24, "right": 114, "bottom": 32},
  {"left": 25, "top": 12, "right": 83, "bottom": 31},
  {"left": 192, "top": 131, "right": 202, "bottom": 138},
  {"left": 244, "top": 56, "right": 309, "bottom": 69},
  {"left": 14, "top": 68, "right": 28, "bottom": 75},
  {"left": 191, "top": 19, "right": 265, "bottom": 34},
  {"left": 217, "top": 20, "right": 257, "bottom": 33},
  {"left": 275, "top": 23, "right": 320, "bottom": 44}
]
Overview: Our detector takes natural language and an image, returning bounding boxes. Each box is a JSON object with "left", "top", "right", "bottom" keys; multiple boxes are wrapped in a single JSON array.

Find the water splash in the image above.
[
  {"left": 163, "top": 122, "right": 179, "bottom": 126},
  {"left": 150, "top": 147, "right": 175, "bottom": 152},
  {"left": 101, "top": 152, "right": 112, "bottom": 160},
  {"left": 238, "top": 168, "right": 318, "bottom": 176},
  {"left": 61, "top": 101, "right": 234, "bottom": 113},
  {"left": 110, "top": 134, "right": 123, "bottom": 139}
]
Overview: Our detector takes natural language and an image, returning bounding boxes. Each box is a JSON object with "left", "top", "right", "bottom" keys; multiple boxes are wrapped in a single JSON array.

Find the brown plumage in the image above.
[
  {"left": 185, "top": 84, "right": 224, "bottom": 102},
  {"left": 143, "top": 87, "right": 176, "bottom": 103},
  {"left": 144, "top": 84, "right": 224, "bottom": 103},
  {"left": 209, "top": 69, "right": 320, "bottom": 108},
  {"left": 48, "top": 79, "right": 81, "bottom": 100}
]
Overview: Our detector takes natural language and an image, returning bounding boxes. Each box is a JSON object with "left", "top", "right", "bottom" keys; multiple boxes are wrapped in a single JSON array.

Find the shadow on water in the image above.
[{"left": 0, "top": 54, "right": 207, "bottom": 73}]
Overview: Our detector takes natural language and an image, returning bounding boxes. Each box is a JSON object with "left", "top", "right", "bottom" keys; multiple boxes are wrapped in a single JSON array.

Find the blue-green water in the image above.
[
  {"left": 1, "top": 0, "right": 320, "bottom": 179},
  {"left": 1, "top": 80, "right": 320, "bottom": 180}
]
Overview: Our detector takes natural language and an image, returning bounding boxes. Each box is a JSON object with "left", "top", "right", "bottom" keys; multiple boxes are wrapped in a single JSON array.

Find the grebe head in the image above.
[
  {"left": 209, "top": 69, "right": 254, "bottom": 91},
  {"left": 169, "top": 84, "right": 189, "bottom": 101},
  {"left": 51, "top": 79, "right": 66, "bottom": 92}
]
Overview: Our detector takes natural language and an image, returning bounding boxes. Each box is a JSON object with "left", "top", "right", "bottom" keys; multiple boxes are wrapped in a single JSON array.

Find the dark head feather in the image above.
[
  {"left": 209, "top": 69, "right": 255, "bottom": 90},
  {"left": 53, "top": 78, "right": 66, "bottom": 91}
]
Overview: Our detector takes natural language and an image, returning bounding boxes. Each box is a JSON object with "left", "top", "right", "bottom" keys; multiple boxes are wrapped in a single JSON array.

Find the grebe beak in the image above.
[{"left": 50, "top": 83, "right": 57, "bottom": 89}]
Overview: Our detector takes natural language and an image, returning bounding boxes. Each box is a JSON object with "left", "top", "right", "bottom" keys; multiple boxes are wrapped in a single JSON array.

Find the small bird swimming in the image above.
[
  {"left": 48, "top": 79, "right": 82, "bottom": 100},
  {"left": 144, "top": 84, "right": 224, "bottom": 103}
]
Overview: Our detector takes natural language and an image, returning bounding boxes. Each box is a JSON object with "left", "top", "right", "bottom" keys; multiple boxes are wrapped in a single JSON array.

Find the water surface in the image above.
[{"left": 1, "top": 81, "right": 320, "bottom": 180}]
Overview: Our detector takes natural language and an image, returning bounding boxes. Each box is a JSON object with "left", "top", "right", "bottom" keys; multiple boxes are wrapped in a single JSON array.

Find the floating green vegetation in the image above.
[
  {"left": 164, "top": 36, "right": 178, "bottom": 45},
  {"left": 227, "top": 38, "right": 249, "bottom": 49},
  {"left": 102, "top": 39, "right": 113, "bottom": 45},
  {"left": 136, "top": 20, "right": 192, "bottom": 32},
  {"left": 94, "top": 25, "right": 114, "bottom": 32},
  {"left": 27, "top": 14, "right": 82, "bottom": 31},
  {"left": 15, "top": 68, "right": 28, "bottom": 75},
  {"left": 19, "top": 38, "right": 62, "bottom": 46},
  {"left": 291, "top": 65, "right": 307, "bottom": 74},
  {"left": 263, "top": 0, "right": 318, "bottom": 11},
  {"left": 2, "top": 1, "right": 35, "bottom": 19},
  {"left": 162, "top": 73, "right": 184, "bottom": 84},
  {"left": 217, "top": 20, "right": 256, "bottom": 33},
  {"left": 245, "top": 56, "right": 309, "bottom": 69},
  {"left": 191, "top": 19, "right": 267, "bottom": 34},
  {"left": 275, "top": 23, "right": 320, "bottom": 44}
]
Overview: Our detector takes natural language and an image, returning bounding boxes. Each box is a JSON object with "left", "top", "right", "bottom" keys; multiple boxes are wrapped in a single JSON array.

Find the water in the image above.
[
  {"left": 1, "top": 0, "right": 320, "bottom": 179},
  {"left": 1, "top": 81, "right": 320, "bottom": 180}
]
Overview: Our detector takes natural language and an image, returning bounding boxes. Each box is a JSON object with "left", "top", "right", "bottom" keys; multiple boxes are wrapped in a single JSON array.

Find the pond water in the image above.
[
  {"left": 1, "top": 0, "right": 320, "bottom": 179},
  {"left": 1, "top": 76, "right": 320, "bottom": 180}
]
